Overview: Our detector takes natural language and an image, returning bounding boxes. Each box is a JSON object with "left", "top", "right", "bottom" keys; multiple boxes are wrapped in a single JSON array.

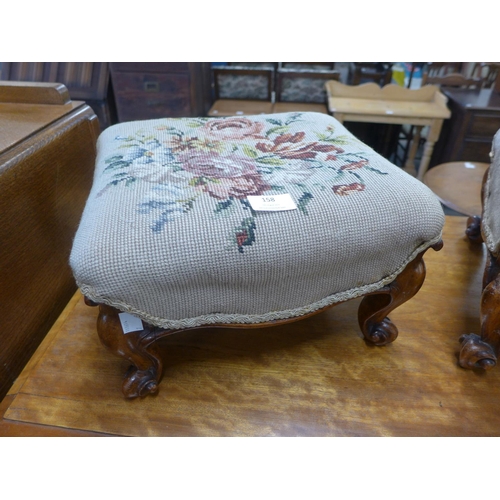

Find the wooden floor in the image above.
[{"left": 1, "top": 215, "right": 499, "bottom": 437}]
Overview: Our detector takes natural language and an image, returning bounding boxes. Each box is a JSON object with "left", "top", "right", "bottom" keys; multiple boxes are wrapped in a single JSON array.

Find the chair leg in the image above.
[{"left": 358, "top": 241, "right": 443, "bottom": 346}]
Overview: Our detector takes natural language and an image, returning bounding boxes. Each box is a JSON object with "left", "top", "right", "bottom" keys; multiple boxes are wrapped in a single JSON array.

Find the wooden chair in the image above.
[
  {"left": 348, "top": 63, "right": 392, "bottom": 86},
  {"left": 423, "top": 62, "right": 463, "bottom": 78},
  {"left": 208, "top": 67, "right": 274, "bottom": 117},
  {"left": 395, "top": 68, "right": 482, "bottom": 169},
  {"left": 279, "top": 62, "right": 336, "bottom": 71},
  {"left": 272, "top": 68, "right": 340, "bottom": 114},
  {"left": 421, "top": 72, "right": 483, "bottom": 89},
  {"left": 471, "top": 62, "right": 500, "bottom": 89}
]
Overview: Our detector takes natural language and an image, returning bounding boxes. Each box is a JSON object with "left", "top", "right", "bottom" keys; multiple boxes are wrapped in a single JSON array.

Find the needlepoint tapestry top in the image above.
[
  {"left": 98, "top": 112, "right": 388, "bottom": 253},
  {"left": 70, "top": 112, "right": 444, "bottom": 328}
]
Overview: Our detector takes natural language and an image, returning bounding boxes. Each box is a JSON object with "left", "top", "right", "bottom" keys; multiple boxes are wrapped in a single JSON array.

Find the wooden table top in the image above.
[
  {"left": 326, "top": 81, "right": 451, "bottom": 120},
  {"left": 0, "top": 82, "right": 82, "bottom": 153},
  {"left": 424, "top": 161, "right": 489, "bottom": 217}
]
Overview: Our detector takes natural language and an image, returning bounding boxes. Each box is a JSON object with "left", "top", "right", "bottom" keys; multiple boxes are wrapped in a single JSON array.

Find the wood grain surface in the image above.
[
  {"left": 424, "top": 162, "right": 489, "bottom": 217},
  {"left": 2, "top": 216, "right": 499, "bottom": 436},
  {"left": 0, "top": 99, "right": 99, "bottom": 401}
]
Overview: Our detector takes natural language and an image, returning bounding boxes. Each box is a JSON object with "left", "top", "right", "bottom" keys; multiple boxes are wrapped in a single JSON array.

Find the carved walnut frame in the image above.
[
  {"left": 85, "top": 243, "right": 442, "bottom": 398},
  {"left": 460, "top": 166, "right": 500, "bottom": 370}
]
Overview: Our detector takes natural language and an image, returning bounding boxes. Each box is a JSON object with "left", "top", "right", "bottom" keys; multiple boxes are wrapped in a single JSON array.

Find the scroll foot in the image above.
[
  {"left": 358, "top": 241, "right": 442, "bottom": 346},
  {"left": 465, "top": 216, "right": 483, "bottom": 244},
  {"left": 459, "top": 333, "right": 497, "bottom": 370},
  {"left": 94, "top": 304, "right": 170, "bottom": 398}
]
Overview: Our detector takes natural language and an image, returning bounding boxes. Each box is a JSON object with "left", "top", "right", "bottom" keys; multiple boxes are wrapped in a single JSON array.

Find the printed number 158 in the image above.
[{"left": 262, "top": 197, "right": 275, "bottom": 203}]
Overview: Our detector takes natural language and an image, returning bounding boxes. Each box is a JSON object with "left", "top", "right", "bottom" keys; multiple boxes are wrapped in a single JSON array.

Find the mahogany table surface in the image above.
[{"left": 424, "top": 161, "right": 489, "bottom": 217}]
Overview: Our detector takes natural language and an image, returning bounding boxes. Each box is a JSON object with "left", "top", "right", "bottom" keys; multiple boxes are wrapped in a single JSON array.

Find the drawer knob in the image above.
[{"left": 144, "top": 81, "right": 159, "bottom": 92}]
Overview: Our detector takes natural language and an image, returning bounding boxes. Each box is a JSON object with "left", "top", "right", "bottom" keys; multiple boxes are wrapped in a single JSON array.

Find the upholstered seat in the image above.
[{"left": 70, "top": 111, "right": 444, "bottom": 397}]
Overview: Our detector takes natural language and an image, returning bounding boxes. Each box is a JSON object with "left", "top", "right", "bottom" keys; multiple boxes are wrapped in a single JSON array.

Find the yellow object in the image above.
[{"left": 392, "top": 64, "right": 405, "bottom": 87}]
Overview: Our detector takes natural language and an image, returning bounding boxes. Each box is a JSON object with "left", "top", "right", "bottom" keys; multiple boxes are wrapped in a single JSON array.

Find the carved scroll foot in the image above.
[
  {"left": 459, "top": 270, "right": 500, "bottom": 371},
  {"left": 94, "top": 303, "right": 171, "bottom": 398},
  {"left": 358, "top": 241, "right": 443, "bottom": 346},
  {"left": 458, "top": 333, "right": 497, "bottom": 370},
  {"left": 465, "top": 215, "right": 483, "bottom": 244}
]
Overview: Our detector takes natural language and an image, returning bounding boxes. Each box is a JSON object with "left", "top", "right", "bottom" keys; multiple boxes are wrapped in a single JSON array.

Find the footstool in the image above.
[
  {"left": 70, "top": 112, "right": 444, "bottom": 398},
  {"left": 460, "top": 129, "right": 500, "bottom": 369}
]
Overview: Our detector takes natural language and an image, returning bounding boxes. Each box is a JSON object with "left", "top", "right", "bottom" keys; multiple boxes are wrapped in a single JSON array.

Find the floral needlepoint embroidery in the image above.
[
  {"left": 100, "top": 113, "right": 389, "bottom": 252},
  {"left": 234, "top": 217, "right": 256, "bottom": 253},
  {"left": 332, "top": 183, "right": 366, "bottom": 196}
]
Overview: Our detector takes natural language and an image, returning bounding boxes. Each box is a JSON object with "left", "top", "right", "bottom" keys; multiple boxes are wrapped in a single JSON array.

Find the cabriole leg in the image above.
[
  {"left": 93, "top": 303, "right": 172, "bottom": 398},
  {"left": 358, "top": 241, "right": 443, "bottom": 346},
  {"left": 459, "top": 270, "right": 500, "bottom": 370}
]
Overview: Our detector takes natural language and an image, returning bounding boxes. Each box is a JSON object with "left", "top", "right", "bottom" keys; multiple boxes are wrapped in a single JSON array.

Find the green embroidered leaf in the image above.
[
  {"left": 366, "top": 166, "right": 389, "bottom": 175},
  {"left": 186, "top": 121, "right": 205, "bottom": 128},
  {"left": 330, "top": 135, "right": 353, "bottom": 145},
  {"left": 183, "top": 200, "right": 194, "bottom": 212},
  {"left": 189, "top": 176, "right": 206, "bottom": 187},
  {"left": 104, "top": 160, "right": 131, "bottom": 171},
  {"left": 266, "top": 118, "right": 283, "bottom": 126},
  {"left": 285, "top": 113, "right": 303, "bottom": 124},
  {"left": 266, "top": 126, "right": 289, "bottom": 136},
  {"left": 297, "top": 192, "right": 314, "bottom": 215},
  {"left": 105, "top": 155, "right": 124, "bottom": 164},
  {"left": 242, "top": 145, "right": 259, "bottom": 158},
  {"left": 349, "top": 172, "right": 364, "bottom": 183},
  {"left": 257, "top": 157, "right": 285, "bottom": 165},
  {"left": 215, "top": 198, "right": 233, "bottom": 213},
  {"left": 315, "top": 132, "right": 329, "bottom": 141}
]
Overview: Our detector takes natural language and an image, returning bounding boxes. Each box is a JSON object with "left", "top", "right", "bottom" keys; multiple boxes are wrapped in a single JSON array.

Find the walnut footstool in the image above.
[{"left": 70, "top": 112, "right": 444, "bottom": 398}]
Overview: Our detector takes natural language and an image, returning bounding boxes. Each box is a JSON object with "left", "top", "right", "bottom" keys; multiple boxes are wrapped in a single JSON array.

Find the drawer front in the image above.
[
  {"left": 112, "top": 71, "right": 191, "bottom": 121},
  {"left": 467, "top": 113, "right": 500, "bottom": 138},
  {"left": 110, "top": 62, "right": 190, "bottom": 74}
]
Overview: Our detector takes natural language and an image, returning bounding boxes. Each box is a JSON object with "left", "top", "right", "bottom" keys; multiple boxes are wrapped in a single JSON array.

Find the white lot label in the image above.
[
  {"left": 247, "top": 194, "right": 297, "bottom": 211},
  {"left": 118, "top": 312, "right": 144, "bottom": 334}
]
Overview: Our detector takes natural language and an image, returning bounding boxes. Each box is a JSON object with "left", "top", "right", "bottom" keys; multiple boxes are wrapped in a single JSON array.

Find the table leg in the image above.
[
  {"left": 403, "top": 125, "right": 423, "bottom": 176},
  {"left": 333, "top": 113, "right": 345, "bottom": 124},
  {"left": 417, "top": 119, "right": 444, "bottom": 181}
]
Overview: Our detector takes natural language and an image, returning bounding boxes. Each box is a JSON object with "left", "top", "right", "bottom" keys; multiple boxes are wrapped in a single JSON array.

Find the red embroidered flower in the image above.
[
  {"left": 236, "top": 230, "right": 249, "bottom": 248},
  {"left": 332, "top": 183, "right": 366, "bottom": 195},
  {"left": 255, "top": 133, "right": 339, "bottom": 160},
  {"left": 340, "top": 160, "right": 369, "bottom": 171}
]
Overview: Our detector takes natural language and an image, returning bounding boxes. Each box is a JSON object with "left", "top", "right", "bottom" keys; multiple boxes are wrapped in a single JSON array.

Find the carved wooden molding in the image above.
[{"left": 0, "top": 81, "right": 70, "bottom": 105}]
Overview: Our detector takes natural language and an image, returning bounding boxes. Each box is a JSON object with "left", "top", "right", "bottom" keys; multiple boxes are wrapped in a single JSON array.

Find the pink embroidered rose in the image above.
[
  {"left": 200, "top": 174, "right": 270, "bottom": 200},
  {"left": 332, "top": 183, "right": 366, "bottom": 195},
  {"left": 203, "top": 118, "right": 264, "bottom": 140},
  {"left": 178, "top": 151, "right": 258, "bottom": 178}
]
